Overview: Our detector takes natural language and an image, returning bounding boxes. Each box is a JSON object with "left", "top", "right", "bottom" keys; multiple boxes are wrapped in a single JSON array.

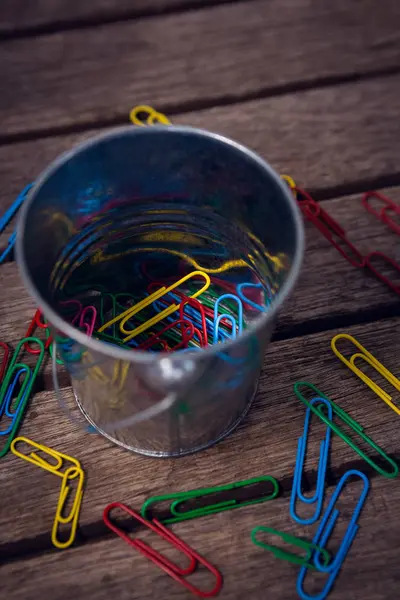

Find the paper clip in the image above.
[
  {"left": 382, "top": 205, "right": 400, "bottom": 236},
  {"left": 129, "top": 105, "right": 171, "bottom": 126},
  {"left": 0, "top": 341, "right": 10, "bottom": 383},
  {"left": 364, "top": 251, "right": 400, "bottom": 296},
  {"left": 297, "top": 188, "right": 365, "bottom": 268},
  {"left": 138, "top": 319, "right": 194, "bottom": 351},
  {"left": 290, "top": 397, "right": 332, "bottom": 525},
  {"left": 47, "top": 329, "right": 64, "bottom": 365},
  {"left": 281, "top": 174, "right": 298, "bottom": 199},
  {"left": 0, "top": 366, "right": 30, "bottom": 435},
  {"left": 98, "top": 271, "right": 210, "bottom": 342},
  {"left": 141, "top": 476, "right": 279, "bottom": 524},
  {"left": 297, "top": 469, "right": 369, "bottom": 600},
  {"left": 0, "top": 337, "right": 45, "bottom": 457},
  {"left": 294, "top": 382, "right": 398, "bottom": 478},
  {"left": 104, "top": 502, "right": 222, "bottom": 597},
  {"left": 362, "top": 190, "right": 400, "bottom": 236},
  {"left": 213, "top": 294, "right": 243, "bottom": 343},
  {"left": 78, "top": 305, "right": 97, "bottom": 337},
  {"left": 294, "top": 186, "right": 321, "bottom": 219},
  {"left": 331, "top": 333, "right": 400, "bottom": 415},
  {"left": 251, "top": 526, "right": 330, "bottom": 569},
  {"left": 0, "top": 183, "right": 33, "bottom": 234},
  {"left": 179, "top": 296, "right": 208, "bottom": 347},
  {"left": 236, "top": 282, "right": 269, "bottom": 312},
  {"left": 11, "top": 435, "right": 81, "bottom": 476},
  {"left": 52, "top": 465, "right": 85, "bottom": 549},
  {"left": 59, "top": 299, "right": 83, "bottom": 324},
  {"left": 24, "top": 310, "right": 52, "bottom": 354},
  {"left": 0, "top": 230, "right": 17, "bottom": 264},
  {"left": 148, "top": 286, "right": 206, "bottom": 346}
]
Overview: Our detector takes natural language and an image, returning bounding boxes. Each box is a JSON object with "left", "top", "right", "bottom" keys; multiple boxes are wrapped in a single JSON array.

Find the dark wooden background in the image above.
[{"left": 0, "top": 1, "right": 399, "bottom": 598}]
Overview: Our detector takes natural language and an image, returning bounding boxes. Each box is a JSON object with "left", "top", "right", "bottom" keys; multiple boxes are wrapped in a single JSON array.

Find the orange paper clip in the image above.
[{"left": 103, "top": 502, "right": 222, "bottom": 597}]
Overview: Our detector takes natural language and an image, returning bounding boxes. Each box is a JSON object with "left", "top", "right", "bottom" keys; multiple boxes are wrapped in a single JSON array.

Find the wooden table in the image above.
[{"left": 1, "top": 1, "right": 399, "bottom": 598}]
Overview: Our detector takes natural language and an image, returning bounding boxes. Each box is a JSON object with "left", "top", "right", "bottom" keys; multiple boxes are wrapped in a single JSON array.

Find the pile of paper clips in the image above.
[{"left": 70, "top": 270, "right": 268, "bottom": 352}]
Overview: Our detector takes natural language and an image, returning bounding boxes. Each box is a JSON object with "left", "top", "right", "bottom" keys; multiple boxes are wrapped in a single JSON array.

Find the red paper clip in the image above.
[
  {"left": 24, "top": 309, "right": 52, "bottom": 354},
  {"left": 138, "top": 319, "right": 194, "bottom": 351},
  {"left": 365, "top": 251, "right": 400, "bottom": 295},
  {"left": 34, "top": 310, "right": 49, "bottom": 329},
  {"left": 0, "top": 341, "right": 10, "bottom": 383},
  {"left": 382, "top": 206, "right": 400, "bottom": 236},
  {"left": 179, "top": 295, "right": 208, "bottom": 347},
  {"left": 103, "top": 503, "right": 222, "bottom": 597},
  {"left": 362, "top": 191, "right": 400, "bottom": 236},
  {"left": 294, "top": 186, "right": 320, "bottom": 219},
  {"left": 296, "top": 187, "right": 365, "bottom": 268}
]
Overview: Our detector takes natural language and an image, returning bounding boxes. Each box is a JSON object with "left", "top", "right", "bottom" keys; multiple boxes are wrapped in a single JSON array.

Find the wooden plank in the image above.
[
  {"left": 0, "top": 316, "right": 399, "bottom": 551},
  {"left": 1, "top": 187, "right": 398, "bottom": 354},
  {"left": 2, "top": 0, "right": 400, "bottom": 136},
  {"left": 0, "top": 467, "right": 397, "bottom": 600},
  {"left": 0, "top": 0, "right": 235, "bottom": 34},
  {"left": 1, "top": 75, "right": 400, "bottom": 206}
]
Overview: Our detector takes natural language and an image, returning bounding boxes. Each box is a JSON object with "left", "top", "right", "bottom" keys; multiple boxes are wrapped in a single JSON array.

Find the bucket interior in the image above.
[{"left": 20, "top": 127, "right": 301, "bottom": 353}]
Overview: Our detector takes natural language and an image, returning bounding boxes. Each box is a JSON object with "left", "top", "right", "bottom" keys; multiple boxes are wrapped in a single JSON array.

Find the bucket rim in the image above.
[{"left": 16, "top": 124, "right": 305, "bottom": 363}]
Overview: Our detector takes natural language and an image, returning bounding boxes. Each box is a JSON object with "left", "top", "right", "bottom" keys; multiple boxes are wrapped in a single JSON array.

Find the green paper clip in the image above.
[
  {"left": 141, "top": 476, "right": 279, "bottom": 524},
  {"left": 294, "top": 381, "right": 398, "bottom": 479},
  {"left": 251, "top": 526, "right": 331, "bottom": 569},
  {"left": 0, "top": 337, "right": 45, "bottom": 458}
]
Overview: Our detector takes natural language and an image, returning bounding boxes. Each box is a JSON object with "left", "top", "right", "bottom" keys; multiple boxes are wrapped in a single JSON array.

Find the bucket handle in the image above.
[{"left": 51, "top": 342, "right": 177, "bottom": 434}]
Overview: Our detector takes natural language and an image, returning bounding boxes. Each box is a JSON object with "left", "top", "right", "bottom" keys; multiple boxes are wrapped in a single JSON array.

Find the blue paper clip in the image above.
[
  {"left": 0, "top": 366, "right": 30, "bottom": 435},
  {"left": 236, "top": 282, "right": 271, "bottom": 312},
  {"left": 290, "top": 397, "right": 332, "bottom": 525},
  {"left": 0, "top": 231, "right": 17, "bottom": 264},
  {"left": 213, "top": 294, "right": 243, "bottom": 343},
  {"left": 0, "top": 184, "right": 33, "bottom": 234},
  {"left": 297, "top": 469, "right": 369, "bottom": 600}
]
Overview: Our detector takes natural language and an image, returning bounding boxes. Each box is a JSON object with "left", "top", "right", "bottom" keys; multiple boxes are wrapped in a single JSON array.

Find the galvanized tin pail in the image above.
[{"left": 16, "top": 126, "right": 304, "bottom": 457}]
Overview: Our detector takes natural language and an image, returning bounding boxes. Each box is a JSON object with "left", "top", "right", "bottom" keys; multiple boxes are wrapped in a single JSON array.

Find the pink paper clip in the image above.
[
  {"left": 78, "top": 306, "right": 97, "bottom": 337},
  {"left": 59, "top": 300, "right": 83, "bottom": 325}
]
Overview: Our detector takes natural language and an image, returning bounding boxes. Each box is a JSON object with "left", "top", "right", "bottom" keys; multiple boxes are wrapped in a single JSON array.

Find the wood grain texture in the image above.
[
  {"left": 0, "top": 445, "right": 398, "bottom": 600},
  {"left": 1, "top": 187, "right": 398, "bottom": 352},
  {"left": 0, "top": 316, "right": 399, "bottom": 552},
  {"left": 0, "top": 0, "right": 237, "bottom": 34},
  {"left": 1, "top": 0, "right": 400, "bottom": 136},
  {"left": 1, "top": 74, "right": 400, "bottom": 205}
]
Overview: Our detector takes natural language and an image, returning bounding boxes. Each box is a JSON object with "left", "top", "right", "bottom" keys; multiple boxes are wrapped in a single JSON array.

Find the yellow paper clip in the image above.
[
  {"left": 86, "top": 358, "right": 130, "bottom": 407},
  {"left": 281, "top": 174, "right": 297, "bottom": 200},
  {"left": 129, "top": 105, "right": 171, "bottom": 126},
  {"left": 98, "top": 270, "right": 210, "bottom": 342},
  {"left": 331, "top": 333, "right": 400, "bottom": 416},
  {"left": 52, "top": 465, "right": 85, "bottom": 549},
  {"left": 11, "top": 436, "right": 81, "bottom": 477}
]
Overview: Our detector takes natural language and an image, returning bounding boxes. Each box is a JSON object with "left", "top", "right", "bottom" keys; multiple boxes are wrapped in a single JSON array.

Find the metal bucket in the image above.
[{"left": 16, "top": 126, "right": 304, "bottom": 457}]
